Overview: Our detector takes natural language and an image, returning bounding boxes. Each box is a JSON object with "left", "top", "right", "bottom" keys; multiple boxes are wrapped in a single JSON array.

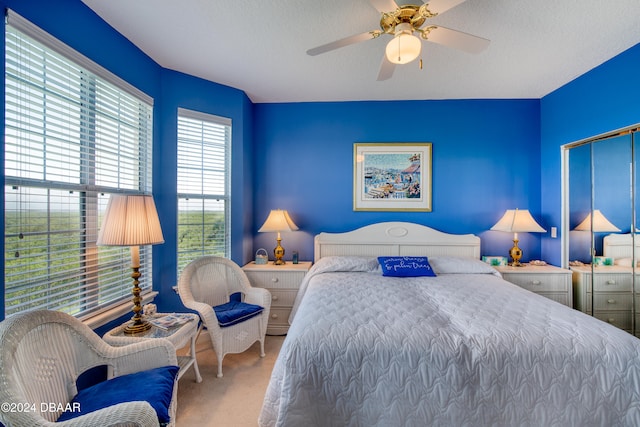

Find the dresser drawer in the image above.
[
  {"left": 591, "top": 274, "right": 633, "bottom": 292},
  {"left": 594, "top": 311, "right": 632, "bottom": 330},
  {"left": 268, "top": 307, "right": 292, "bottom": 324},
  {"left": 502, "top": 273, "right": 569, "bottom": 293},
  {"left": 538, "top": 292, "right": 571, "bottom": 306},
  {"left": 245, "top": 271, "right": 306, "bottom": 289},
  {"left": 268, "top": 289, "right": 298, "bottom": 307},
  {"left": 593, "top": 293, "right": 633, "bottom": 311}
]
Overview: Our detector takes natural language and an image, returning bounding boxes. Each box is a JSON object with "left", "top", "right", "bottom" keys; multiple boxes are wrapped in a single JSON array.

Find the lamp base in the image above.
[
  {"left": 123, "top": 264, "right": 152, "bottom": 335},
  {"left": 123, "top": 318, "right": 152, "bottom": 335},
  {"left": 509, "top": 238, "right": 523, "bottom": 267},
  {"left": 273, "top": 236, "right": 286, "bottom": 265}
]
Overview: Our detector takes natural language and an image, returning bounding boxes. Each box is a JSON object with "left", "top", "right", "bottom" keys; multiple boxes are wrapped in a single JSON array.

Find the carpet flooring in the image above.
[{"left": 176, "top": 332, "right": 285, "bottom": 426}]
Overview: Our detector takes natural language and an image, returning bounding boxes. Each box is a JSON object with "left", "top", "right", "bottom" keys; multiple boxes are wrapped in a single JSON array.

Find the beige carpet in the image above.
[{"left": 176, "top": 332, "right": 285, "bottom": 427}]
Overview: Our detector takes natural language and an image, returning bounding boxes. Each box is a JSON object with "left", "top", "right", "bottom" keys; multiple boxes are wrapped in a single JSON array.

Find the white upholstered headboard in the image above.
[{"left": 314, "top": 222, "right": 481, "bottom": 262}]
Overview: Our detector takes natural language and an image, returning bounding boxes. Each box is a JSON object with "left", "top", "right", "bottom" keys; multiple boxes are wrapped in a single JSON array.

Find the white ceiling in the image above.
[{"left": 81, "top": 0, "right": 640, "bottom": 104}]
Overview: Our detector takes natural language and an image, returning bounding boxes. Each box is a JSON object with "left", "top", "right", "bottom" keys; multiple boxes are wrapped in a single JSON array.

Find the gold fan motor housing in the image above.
[{"left": 379, "top": 4, "right": 436, "bottom": 35}]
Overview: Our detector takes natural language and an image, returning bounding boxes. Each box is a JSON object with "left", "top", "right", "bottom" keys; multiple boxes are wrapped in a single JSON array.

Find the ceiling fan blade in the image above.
[
  {"left": 307, "top": 31, "right": 379, "bottom": 56},
  {"left": 377, "top": 55, "right": 396, "bottom": 81},
  {"left": 369, "top": 0, "right": 399, "bottom": 13},
  {"left": 425, "top": 26, "right": 489, "bottom": 54},
  {"left": 423, "top": 0, "right": 467, "bottom": 15}
]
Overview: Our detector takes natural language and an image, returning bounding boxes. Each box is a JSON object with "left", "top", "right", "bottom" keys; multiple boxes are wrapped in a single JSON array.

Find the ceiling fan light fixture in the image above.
[{"left": 385, "top": 32, "right": 421, "bottom": 65}]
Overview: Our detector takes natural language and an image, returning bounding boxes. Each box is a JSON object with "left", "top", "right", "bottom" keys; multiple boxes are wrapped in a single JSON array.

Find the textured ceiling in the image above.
[{"left": 81, "top": 0, "right": 640, "bottom": 103}]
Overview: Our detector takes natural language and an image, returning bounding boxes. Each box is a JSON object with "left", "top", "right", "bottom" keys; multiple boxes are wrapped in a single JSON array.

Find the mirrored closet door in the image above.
[{"left": 563, "top": 126, "right": 639, "bottom": 336}]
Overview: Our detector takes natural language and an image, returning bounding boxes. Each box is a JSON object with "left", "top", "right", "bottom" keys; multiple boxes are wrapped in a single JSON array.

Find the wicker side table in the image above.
[{"left": 103, "top": 312, "right": 202, "bottom": 383}]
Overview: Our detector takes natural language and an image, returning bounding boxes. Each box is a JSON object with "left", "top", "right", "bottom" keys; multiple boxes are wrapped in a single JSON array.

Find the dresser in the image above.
[
  {"left": 495, "top": 264, "right": 573, "bottom": 307},
  {"left": 242, "top": 261, "right": 312, "bottom": 335},
  {"left": 571, "top": 265, "right": 634, "bottom": 333}
]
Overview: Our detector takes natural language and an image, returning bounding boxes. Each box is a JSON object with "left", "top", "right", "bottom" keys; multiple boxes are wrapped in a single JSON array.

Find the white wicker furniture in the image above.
[
  {"left": 0, "top": 309, "right": 178, "bottom": 427},
  {"left": 103, "top": 312, "right": 202, "bottom": 383},
  {"left": 178, "top": 256, "right": 271, "bottom": 377},
  {"left": 242, "top": 261, "right": 312, "bottom": 335},
  {"left": 495, "top": 264, "right": 573, "bottom": 307}
]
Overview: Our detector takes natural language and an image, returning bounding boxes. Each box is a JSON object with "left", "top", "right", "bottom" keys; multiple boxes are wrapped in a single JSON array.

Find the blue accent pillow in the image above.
[
  {"left": 214, "top": 292, "right": 264, "bottom": 327},
  {"left": 57, "top": 365, "right": 179, "bottom": 424},
  {"left": 378, "top": 256, "right": 437, "bottom": 277}
]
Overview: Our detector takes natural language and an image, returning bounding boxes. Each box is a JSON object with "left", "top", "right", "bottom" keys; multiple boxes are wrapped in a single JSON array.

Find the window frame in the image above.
[
  {"left": 176, "top": 108, "right": 231, "bottom": 277},
  {"left": 4, "top": 10, "right": 155, "bottom": 321}
]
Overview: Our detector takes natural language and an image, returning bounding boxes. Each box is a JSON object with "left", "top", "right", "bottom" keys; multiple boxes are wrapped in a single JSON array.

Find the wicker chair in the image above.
[
  {"left": 178, "top": 256, "right": 271, "bottom": 378},
  {"left": 0, "top": 309, "right": 178, "bottom": 427}
]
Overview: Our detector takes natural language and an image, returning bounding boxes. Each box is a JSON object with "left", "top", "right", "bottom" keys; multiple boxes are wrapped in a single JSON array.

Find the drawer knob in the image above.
[
  {"left": 271, "top": 314, "right": 278, "bottom": 319},
  {"left": 531, "top": 280, "right": 541, "bottom": 286},
  {"left": 608, "top": 318, "right": 616, "bottom": 323},
  {"left": 606, "top": 280, "right": 616, "bottom": 285},
  {"left": 272, "top": 295, "right": 279, "bottom": 301},
  {"left": 271, "top": 277, "right": 279, "bottom": 283},
  {"left": 607, "top": 299, "right": 616, "bottom": 304}
]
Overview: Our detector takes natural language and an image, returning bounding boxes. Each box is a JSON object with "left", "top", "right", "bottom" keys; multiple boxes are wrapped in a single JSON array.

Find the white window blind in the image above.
[
  {"left": 177, "top": 108, "right": 231, "bottom": 276},
  {"left": 4, "top": 11, "right": 154, "bottom": 319}
]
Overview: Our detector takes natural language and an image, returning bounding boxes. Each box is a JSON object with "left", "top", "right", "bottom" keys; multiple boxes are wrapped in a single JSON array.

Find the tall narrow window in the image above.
[
  {"left": 4, "top": 11, "right": 154, "bottom": 319},
  {"left": 177, "top": 109, "right": 231, "bottom": 276}
]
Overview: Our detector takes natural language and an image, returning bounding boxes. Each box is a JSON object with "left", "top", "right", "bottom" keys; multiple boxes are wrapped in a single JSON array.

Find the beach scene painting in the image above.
[{"left": 354, "top": 143, "right": 432, "bottom": 212}]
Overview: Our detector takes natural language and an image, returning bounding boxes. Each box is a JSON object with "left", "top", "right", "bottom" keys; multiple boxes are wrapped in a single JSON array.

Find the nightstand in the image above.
[
  {"left": 242, "top": 261, "right": 312, "bottom": 335},
  {"left": 495, "top": 264, "right": 573, "bottom": 307},
  {"left": 571, "top": 265, "right": 633, "bottom": 332}
]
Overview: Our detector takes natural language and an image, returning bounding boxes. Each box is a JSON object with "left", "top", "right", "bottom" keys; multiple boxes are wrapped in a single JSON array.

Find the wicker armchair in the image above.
[
  {"left": 178, "top": 256, "right": 271, "bottom": 377},
  {"left": 0, "top": 309, "right": 178, "bottom": 427}
]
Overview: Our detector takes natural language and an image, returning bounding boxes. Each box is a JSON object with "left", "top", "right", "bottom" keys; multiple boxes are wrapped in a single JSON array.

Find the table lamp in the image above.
[
  {"left": 491, "top": 209, "right": 546, "bottom": 266},
  {"left": 258, "top": 209, "right": 298, "bottom": 265},
  {"left": 574, "top": 209, "right": 621, "bottom": 233},
  {"left": 97, "top": 194, "right": 164, "bottom": 334}
]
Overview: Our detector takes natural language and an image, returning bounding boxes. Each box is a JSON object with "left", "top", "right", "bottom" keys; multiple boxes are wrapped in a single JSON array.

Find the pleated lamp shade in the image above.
[{"left": 97, "top": 195, "right": 164, "bottom": 247}]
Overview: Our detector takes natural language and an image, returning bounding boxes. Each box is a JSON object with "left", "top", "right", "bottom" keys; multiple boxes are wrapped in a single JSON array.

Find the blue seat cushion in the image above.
[
  {"left": 57, "top": 365, "right": 179, "bottom": 424},
  {"left": 214, "top": 292, "right": 264, "bottom": 327}
]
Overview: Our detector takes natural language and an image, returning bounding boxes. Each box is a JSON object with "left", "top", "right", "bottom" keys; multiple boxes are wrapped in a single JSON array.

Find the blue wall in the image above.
[
  {"left": 540, "top": 43, "right": 640, "bottom": 265},
  {"left": 252, "top": 99, "right": 544, "bottom": 262}
]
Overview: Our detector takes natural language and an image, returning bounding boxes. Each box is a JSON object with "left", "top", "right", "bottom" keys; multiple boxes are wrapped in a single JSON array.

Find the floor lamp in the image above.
[{"left": 97, "top": 194, "right": 164, "bottom": 334}]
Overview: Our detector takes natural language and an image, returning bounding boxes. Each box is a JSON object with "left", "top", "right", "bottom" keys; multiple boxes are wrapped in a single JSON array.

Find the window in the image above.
[
  {"left": 4, "top": 11, "right": 154, "bottom": 319},
  {"left": 177, "top": 108, "right": 231, "bottom": 276}
]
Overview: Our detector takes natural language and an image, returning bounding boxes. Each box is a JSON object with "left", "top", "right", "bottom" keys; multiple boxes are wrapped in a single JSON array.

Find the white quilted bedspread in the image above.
[{"left": 259, "top": 257, "right": 640, "bottom": 427}]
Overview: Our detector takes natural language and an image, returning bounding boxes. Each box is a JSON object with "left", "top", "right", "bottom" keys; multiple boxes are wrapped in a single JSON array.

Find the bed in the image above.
[{"left": 259, "top": 222, "right": 640, "bottom": 426}]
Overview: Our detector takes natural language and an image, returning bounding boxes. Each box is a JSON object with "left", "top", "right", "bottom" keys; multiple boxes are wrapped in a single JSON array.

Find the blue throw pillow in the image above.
[
  {"left": 214, "top": 292, "right": 264, "bottom": 327},
  {"left": 378, "top": 256, "right": 437, "bottom": 277},
  {"left": 57, "top": 365, "right": 179, "bottom": 424}
]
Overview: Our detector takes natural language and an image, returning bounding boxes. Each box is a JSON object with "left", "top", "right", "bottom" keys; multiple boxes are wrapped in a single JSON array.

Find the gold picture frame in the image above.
[{"left": 353, "top": 142, "right": 432, "bottom": 212}]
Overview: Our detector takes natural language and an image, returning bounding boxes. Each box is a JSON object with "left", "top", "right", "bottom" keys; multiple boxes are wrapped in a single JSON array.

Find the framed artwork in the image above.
[{"left": 353, "top": 142, "right": 432, "bottom": 212}]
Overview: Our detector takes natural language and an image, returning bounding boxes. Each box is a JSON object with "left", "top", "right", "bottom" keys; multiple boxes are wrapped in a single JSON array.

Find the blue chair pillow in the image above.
[
  {"left": 378, "top": 256, "right": 437, "bottom": 277},
  {"left": 57, "top": 365, "right": 179, "bottom": 424},
  {"left": 214, "top": 292, "right": 264, "bottom": 327}
]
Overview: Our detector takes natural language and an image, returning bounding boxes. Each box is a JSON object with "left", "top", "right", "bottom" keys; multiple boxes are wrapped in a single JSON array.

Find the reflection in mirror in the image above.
[
  {"left": 563, "top": 126, "right": 638, "bottom": 337},
  {"left": 568, "top": 143, "right": 591, "bottom": 264}
]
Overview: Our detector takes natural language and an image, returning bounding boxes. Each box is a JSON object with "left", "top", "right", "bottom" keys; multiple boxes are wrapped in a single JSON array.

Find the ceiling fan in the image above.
[{"left": 306, "top": 0, "right": 490, "bottom": 81}]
